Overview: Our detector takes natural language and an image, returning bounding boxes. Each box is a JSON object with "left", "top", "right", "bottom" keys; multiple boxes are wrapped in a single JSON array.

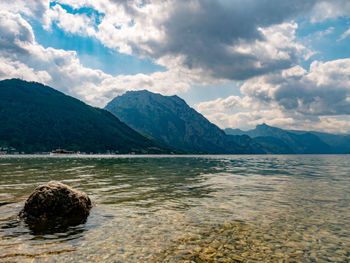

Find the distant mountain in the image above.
[
  {"left": 105, "top": 90, "right": 264, "bottom": 154},
  {"left": 225, "top": 123, "right": 333, "bottom": 154},
  {"left": 322, "top": 135, "right": 350, "bottom": 153},
  {"left": 0, "top": 79, "right": 168, "bottom": 153},
  {"left": 287, "top": 129, "right": 350, "bottom": 153},
  {"left": 224, "top": 128, "right": 246, "bottom": 136},
  {"left": 253, "top": 136, "right": 294, "bottom": 154}
]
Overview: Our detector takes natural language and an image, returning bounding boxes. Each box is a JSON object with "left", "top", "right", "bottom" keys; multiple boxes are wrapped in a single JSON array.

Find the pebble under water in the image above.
[{"left": 0, "top": 155, "right": 349, "bottom": 262}]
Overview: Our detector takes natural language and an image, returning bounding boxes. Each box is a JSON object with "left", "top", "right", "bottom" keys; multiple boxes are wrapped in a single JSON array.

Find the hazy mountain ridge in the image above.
[
  {"left": 225, "top": 124, "right": 349, "bottom": 154},
  {"left": 0, "top": 79, "right": 168, "bottom": 153},
  {"left": 105, "top": 90, "right": 264, "bottom": 154},
  {"left": 2, "top": 79, "right": 348, "bottom": 155},
  {"left": 287, "top": 129, "right": 350, "bottom": 153}
]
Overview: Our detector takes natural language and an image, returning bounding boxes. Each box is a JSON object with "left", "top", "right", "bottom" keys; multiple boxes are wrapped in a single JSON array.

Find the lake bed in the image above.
[{"left": 0, "top": 155, "right": 349, "bottom": 262}]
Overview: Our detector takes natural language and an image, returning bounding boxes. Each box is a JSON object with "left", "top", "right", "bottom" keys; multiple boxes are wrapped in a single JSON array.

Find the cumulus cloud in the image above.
[
  {"left": 45, "top": 0, "right": 348, "bottom": 83},
  {"left": 149, "top": 0, "right": 315, "bottom": 80},
  {"left": 196, "top": 59, "right": 350, "bottom": 132},
  {"left": 242, "top": 59, "right": 350, "bottom": 115},
  {"left": 197, "top": 105, "right": 350, "bottom": 134},
  {"left": 42, "top": 0, "right": 317, "bottom": 81},
  {"left": 196, "top": 108, "right": 296, "bottom": 131},
  {"left": 312, "top": 0, "right": 350, "bottom": 22},
  {"left": 0, "top": 11, "right": 35, "bottom": 55},
  {"left": 44, "top": 4, "right": 96, "bottom": 36},
  {"left": 0, "top": 0, "right": 49, "bottom": 20},
  {"left": 0, "top": 57, "right": 51, "bottom": 83},
  {"left": 0, "top": 10, "right": 192, "bottom": 107},
  {"left": 3, "top": 0, "right": 348, "bottom": 94},
  {"left": 195, "top": 95, "right": 258, "bottom": 114},
  {"left": 1, "top": 0, "right": 350, "bottom": 133},
  {"left": 3, "top": 0, "right": 349, "bottom": 83}
]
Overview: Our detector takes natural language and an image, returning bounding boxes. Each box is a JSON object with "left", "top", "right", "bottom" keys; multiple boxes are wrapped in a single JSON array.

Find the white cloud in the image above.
[
  {"left": 52, "top": 0, "right": 168, "bottom": 55},
  {"left": 44, "top": 4, "right": 96, "bottom": 36},
  {"left": 0, "top": 0, "right": 49, "bottom": 21},
  {"left": 0, "top": 10, "right": 193, "bottom": 107},
  {"left": 312, "top": 0, "right": 350, "bottom": 22},
  {"left": 0, "top": 57, "right": 51, "bottom": 83},
  {"left": 1, "top": 0, "right": 350, "bottom": 134},
  {"left": 195, "top": 96, "right": 259, "bottom": 114},
  {"left": 195, "top": 107, "right": 295, "bottom": 131},
  {"left": 339, "top": 27, "right": 350, "bottom": 41},
  {"left": 2, "top": 0, "right": 345, "bottom": 99},
  {"left": 0, "top": 11, "right": 35, "bottom": 54},
  {"left": 195, "top": 59, "right": 350, "bottom": 132},
  {"left": 95, "top": 1, "right": 167, "bottom": 55},
  {"left": 40, "top": 1, "right": 313, "bottom": 82},
  {"left": 240, "top": 59, "right": 350, "bottom": 116},
  {"left": 198, "top": 107, "right": 350, "bottom": 134},
  {"left": 3, "top": 0, "right": 349, "bottom": 84}
]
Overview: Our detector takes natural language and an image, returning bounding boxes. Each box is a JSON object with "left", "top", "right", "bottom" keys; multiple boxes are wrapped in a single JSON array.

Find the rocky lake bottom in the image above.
[{"left": 0, "top": 155, "right": 349, "bottom": 262}]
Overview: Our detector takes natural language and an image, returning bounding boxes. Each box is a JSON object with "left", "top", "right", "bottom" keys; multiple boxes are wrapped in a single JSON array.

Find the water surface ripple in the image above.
[{"left": 0, "top": 155, "right": 349, "bottom": 262}]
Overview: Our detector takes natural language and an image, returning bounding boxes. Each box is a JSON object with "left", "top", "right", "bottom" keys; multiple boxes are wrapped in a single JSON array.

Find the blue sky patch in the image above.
[
  {"left": 297, "top": 17, "right": 350, "bottom": 68},
  {"left": 31, "top": 21, "right": 166, "bottom": 76}
]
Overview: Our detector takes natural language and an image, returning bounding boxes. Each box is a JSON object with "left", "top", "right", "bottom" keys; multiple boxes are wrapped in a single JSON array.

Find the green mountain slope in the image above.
[
  {"left": 0, "top": 79, "right": 168, "bottom": 153},
  {"left": 105, "top": 90, "right": 263, "bottom": 154}
]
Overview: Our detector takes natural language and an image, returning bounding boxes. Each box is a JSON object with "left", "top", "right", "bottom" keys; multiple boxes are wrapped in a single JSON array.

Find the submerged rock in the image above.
[{"left": 19, "top": 181, "right": 92, "bottom": 229}]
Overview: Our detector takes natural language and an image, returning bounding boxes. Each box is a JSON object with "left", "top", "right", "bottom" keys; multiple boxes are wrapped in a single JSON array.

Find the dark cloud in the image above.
[
  {"left": 42, "top": 0, "right": 347, "bottom": 82},
  {"left": 242, "top": 60, "right": 350, "bottom": 116},
  {"left": 145, "top": 0, "right": 317, "bottom": 80},
  {"left": 274, "top": 80, "right": 350, "bottom": 115},
  {"left": 0, "top": 12, "right": 34, "bottom": 55}
]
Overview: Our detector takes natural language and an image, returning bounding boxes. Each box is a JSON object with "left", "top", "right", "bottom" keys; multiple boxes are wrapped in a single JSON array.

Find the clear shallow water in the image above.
[{"left": 0, "top": 155, "right": 349, "bottom": 262}]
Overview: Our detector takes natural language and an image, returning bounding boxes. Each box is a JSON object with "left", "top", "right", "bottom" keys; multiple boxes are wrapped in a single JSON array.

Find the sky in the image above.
[{"left": 1, "top": 0, "right": 350, "bottom": 133}]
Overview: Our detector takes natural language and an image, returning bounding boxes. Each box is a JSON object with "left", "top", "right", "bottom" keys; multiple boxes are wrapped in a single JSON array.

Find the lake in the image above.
[{"left": 0, "top": 155, "right": 349, "bottom": 262}]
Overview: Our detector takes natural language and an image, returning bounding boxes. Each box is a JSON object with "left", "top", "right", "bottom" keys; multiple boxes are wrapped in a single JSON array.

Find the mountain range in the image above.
[
  {"left": 105, "top": 90, "right": 264, "bottom": 154},
  {"left": 1, "top": 78, "right": 349, "bottom": 154},
  {"left": 0, "top": 79, "right": 168, "bottom": 154},
  {"left": 225, "top": 124, "right": 350, "bottom": 154}
]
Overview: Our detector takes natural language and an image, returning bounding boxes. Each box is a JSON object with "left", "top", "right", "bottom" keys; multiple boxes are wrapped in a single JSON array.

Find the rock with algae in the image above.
[{"left": 19, "top": 181, "right": 92, "bottom": 228}]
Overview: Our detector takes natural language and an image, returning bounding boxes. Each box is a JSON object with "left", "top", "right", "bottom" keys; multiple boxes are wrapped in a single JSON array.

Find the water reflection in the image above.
[
  {"left": 0, "top": 155, "right": 349, "bottom": 262},
  {"left": 24, "top": 217, "right": 88, "bottom": 236}
]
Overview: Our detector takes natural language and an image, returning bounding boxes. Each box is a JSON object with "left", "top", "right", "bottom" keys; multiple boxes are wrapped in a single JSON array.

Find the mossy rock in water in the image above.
[{"left": 19, "top": 181, "right": 92, "bottom": 231}]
